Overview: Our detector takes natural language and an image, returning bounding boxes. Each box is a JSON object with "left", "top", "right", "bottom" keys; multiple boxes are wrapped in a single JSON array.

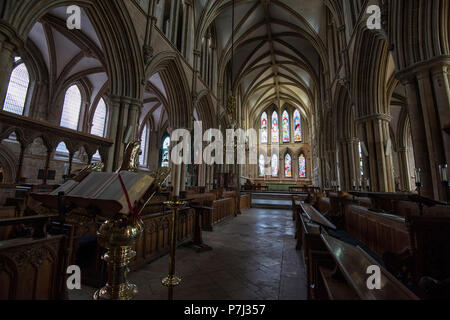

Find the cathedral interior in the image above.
[{"left": 0, "top": 0, "right": 449, "bottom": 302}]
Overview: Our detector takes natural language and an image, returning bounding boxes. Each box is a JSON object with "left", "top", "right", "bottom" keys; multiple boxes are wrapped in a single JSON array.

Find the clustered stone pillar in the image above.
[
  {"left": 398, "top": 59, "right": 449, "bottom": 200},
  {"left": 106, "top": 96, "right": 142, "bottom": 172},
  {"left": 359, "top": 115, "right": 395, "bottom": 193},
  {"left": 397, "top": 147, "right": 410, "bottom": 191},
  {"left": 338, "top": 138, "right": 361, "bottom": 191}
]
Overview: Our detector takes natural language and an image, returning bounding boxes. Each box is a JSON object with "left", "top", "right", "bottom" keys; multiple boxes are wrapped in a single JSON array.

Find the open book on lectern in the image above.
[{"left": 34, "top": 171, "right": 155, "bottom": 217}]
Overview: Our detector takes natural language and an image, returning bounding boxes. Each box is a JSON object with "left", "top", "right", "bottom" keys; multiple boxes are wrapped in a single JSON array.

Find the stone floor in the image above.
[{"left": 70, "top": 208, "right": 307, "bottom": 300}]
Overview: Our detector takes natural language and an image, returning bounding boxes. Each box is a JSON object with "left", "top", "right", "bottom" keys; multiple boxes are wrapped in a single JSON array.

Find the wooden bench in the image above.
[
  {"left": 316, "top": 233, "right": 419, "bottom": 300},
  {"left": 343, "top": 204, "right": 410, "bottom": 259}
]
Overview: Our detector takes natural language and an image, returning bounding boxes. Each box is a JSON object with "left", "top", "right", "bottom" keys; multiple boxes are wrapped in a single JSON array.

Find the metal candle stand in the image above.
[{"left": 162, "top": 197, "right": 186, "bottom": 300}]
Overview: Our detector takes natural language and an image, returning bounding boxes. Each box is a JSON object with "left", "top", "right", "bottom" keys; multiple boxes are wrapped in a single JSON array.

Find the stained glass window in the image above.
[
  {"left": 139, "top": 124, "right": 149, "bottom": 167},
  {"left": 271, "top": 111, "right": 279, "bottom": 143},
  {"left": 260, "top": 112, "right": 268, "bottom": 144},
  {"left": 299, "top": 154, "right": 306, "bottom": 178},
  {"left": 282, "top": 110, "right": 290, "bottom": 143},
  {"left": 285, "top": 153, "right": 292, "bottom": 178},
  {"left": 259, "top": 154, "right": 265, "bottom": 177},
  {"left": 271, "top": 154, "right": 279, "bottom": 177},
  {"left": 359, "top": 141, "right": 364, "bottom": 177},
  {"left": 161, "top": 136, "right": 171, "bottom": 167},
  {"left": 91, "top": 98, "right": 107, "bottom": 137},
  {"left": 3, "top": 59, "right": 29, "bottom": 115},
  {"left": 60, "top": 85, "right": 82, "bottom": 130},
  {"left": 294, "top": 110, "right": 302, "bottom": 142}
]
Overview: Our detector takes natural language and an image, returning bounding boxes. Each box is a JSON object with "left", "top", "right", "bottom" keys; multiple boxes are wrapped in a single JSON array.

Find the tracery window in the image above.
[
  {"left": 271, "top": 111, "right": 279, "bottom": 143},
  {"left": 3, "top": 57, "right": 29, "bottom": 115},
  {"left": 60, "top": 85, "right": 82, "bottom": 130},
  {"left": 259, "top": 154, "right": 265, "bottom": 177},
  {"left": 282, "top": 110, "right": 290, "bottom": 143},
  {"left": 299, "top": 154, "right": 306, "bottom": 178},
  {"left": 272, "top": 154, "right": 279, "bottom": 177},
  {"left": 293, "top": 109, "right": 302, "bottom": 142},
  {"left": 161, "top": 136, "right": 171, "bottom": 167},
  {"left": 285, "top": 153, "right": 292, "bottom": 178},
  {"left": 359, "top": 141, "right": 364, "bottom": 177},
  {"left": 260, "top": 112, "right": 268, "bottom": 144},
  {"left": 139, "top": 124, "right": 149, "bottom": 167},
  {"left": 91, "top": 98, "right": 107, "bottom": 137}
]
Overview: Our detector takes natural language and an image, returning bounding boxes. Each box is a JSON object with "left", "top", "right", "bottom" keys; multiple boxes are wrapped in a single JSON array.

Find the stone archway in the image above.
[{"left": 0, "top": 144, "right": 17, "bottom": 183}]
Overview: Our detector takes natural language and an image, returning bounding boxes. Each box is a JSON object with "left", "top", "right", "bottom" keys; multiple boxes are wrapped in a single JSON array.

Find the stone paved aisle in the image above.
[{"left": 70, "top": 208, "right": 307, "bottom": 300}]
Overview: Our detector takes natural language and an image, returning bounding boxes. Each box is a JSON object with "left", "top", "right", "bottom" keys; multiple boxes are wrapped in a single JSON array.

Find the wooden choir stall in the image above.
[{"left": 294, "top": 190, "right": 450, "bottom": 300}]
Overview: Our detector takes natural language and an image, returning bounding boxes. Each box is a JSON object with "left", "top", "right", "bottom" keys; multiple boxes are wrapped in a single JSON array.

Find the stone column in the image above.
[
  {"left": 430, "top": 64, "right": 450, "bottom": 165},
  {"left": 397, "top": 147, "right": 410, "bottom": 191},
  {"left": 170, "top": 0, "right": 180, "bottom": 45},
  {"left": 43, "top": 149, "right": 52, "bottom": 185},
  {"left": 155, "top": 0, "right": 165, "bottom": 30},
  {"left": 0, "top": 38, "right": 15, "bottom": 108},
  {"left": 106, "top": 96, "right": 142, "bottom": 172},
  {"left": 359, "top": 115, "right": 395, "bottom": 193},
  {"left": 398, "top": 59, "right": 449, "bottom": 200},
  {"left": 15, "top": 144, "right": 25, "bottom": 183}
]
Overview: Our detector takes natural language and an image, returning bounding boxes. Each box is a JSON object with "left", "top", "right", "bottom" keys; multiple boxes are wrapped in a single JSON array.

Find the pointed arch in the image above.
[{"left": 145, "top": 51, "right": 192, "bottom": 129}]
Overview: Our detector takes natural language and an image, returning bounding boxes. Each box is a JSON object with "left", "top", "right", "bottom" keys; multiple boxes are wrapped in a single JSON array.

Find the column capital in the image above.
[
  {"left": 396, "top": 55, "right": 450, "bottom": 82},
  {"left": 356, "top": 113, "right": 392, "bottom": 124}
]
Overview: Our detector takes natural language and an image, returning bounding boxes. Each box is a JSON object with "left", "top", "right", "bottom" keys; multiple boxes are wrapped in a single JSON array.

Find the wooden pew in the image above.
[
  {"left": 0, "top": 215, "right": 73, "bottom": 300},
  {"left": 299, "top": 215, "right": 331, "bottom": 299},
  {"left": 0, "top": 206, "right": 17, "bottom": 240},
  {"left": 343, "top": 204, "right": 410, "bottom": 259},
  {"left": 316, "top": 232, "right": 419, "bottom": 300}
]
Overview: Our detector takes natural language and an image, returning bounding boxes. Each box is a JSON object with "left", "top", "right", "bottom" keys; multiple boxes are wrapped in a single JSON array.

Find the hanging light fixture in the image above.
[{"left": 226, "top": 0, "right": 236, "bottom": 124}]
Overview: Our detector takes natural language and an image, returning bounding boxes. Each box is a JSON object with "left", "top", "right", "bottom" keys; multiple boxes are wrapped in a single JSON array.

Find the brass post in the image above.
[{"left": 162, "top": 198, "right": 186, "bottom": 299}]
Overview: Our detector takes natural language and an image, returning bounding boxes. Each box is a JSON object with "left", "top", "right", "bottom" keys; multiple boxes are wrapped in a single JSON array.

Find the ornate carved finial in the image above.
[
  {"left": 71, "top": 162, "right": 105, "bottom": 182},
  {"left": 118, "top": 141, "right": 141, "bottom": 172}
]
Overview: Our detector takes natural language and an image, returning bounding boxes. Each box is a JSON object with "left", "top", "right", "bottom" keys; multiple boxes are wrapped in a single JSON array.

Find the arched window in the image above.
[
  {"left": 299, "top": 154, "right": 306, "bottom": 178},
  {"left": 60, "top": 85, "right": 82, "bottom": 130},
  {"left": 3, "top": 58, "right": 29, "bottom": 115},
  {"left": 271, "top": 154, "right": 279, "bottom": 177},
  {"left": 359, "top": 141, "right": 364, "bottom": 178},
  {"left": 139, "top": 124, "right": 149, "bottom": 167},
  {"left": 285, "top": 154, "right": 292, "bottom": 178},
  {"left": 91, "top": 98, "right": 107, "bottom": 137},
  {"left": 259, "top": 154, "right": 265, "bottom": 177},
  {"left": 282, "top": 110, "right": 290, "bottom": 143},
  {"left": 293, "top": 110, "right": 302, "bottom": 142},
  {"left": 92, "top": 150, "right": 101, "bottom": 162},
  {"left": 271, "top": 111, "right": 279, "bottom": 143},
  {"left": 260, "top": 112, "right": 268, "bottom": 144},
  {"left": 56, "top": 142, "right": 69, "bottom": 155},
  {"left": 161, "top": 136, "right": 171, "bottom": 167}
]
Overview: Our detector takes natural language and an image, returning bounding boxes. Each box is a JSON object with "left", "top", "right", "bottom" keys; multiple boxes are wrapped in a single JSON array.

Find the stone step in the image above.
[{"left": 251, "top": 199, "right": 293, "bottom": 210}]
